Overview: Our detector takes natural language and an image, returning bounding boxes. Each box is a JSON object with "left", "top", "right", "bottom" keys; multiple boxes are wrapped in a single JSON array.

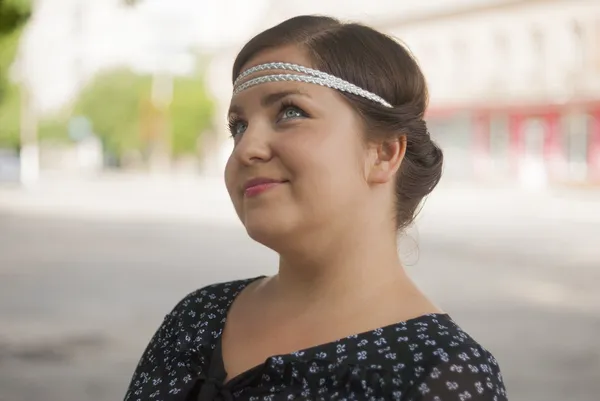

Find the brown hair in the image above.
[{"left": 233, "top": 15, "right": 443, "bottom": 230}]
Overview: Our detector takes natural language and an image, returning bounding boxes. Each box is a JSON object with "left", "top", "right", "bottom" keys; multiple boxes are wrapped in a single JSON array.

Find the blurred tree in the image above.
[
  {"left": 74, "top": 69, "right": 152, "bottom": 157},
  {"left": 169, "top": 76, "right": 215, "bottom": 156},
  {"left": 74, "top": 69, "right": 215, "bottom": 160},
  {"left": 0, "top": 0, "right": 31, "bottom": 102},
  {"left": 0, "top": 0, "right": 31, "bottom": 148}
]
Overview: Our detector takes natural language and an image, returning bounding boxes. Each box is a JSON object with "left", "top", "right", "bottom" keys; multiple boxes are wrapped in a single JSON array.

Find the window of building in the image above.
[
  {"left": 489, "top": 114, "right": 510, "bottom": 174},
  {"left": 596, "top": 18, "right": 600, "bottom": 72},
  {"left": 452, "top": 37, "right": 468, "bottom": 87},
  {"left": 491, "top": 32, "right": 509, "bottom": 91},
  {"left": 562, "top": 112, "right": 590, "bottom": 180},
  {"left": 571, "top": 21, "right": 585, "bottom": 73},
  {"left": 531, "top": 28, "right": 545, "bottom": 86}
]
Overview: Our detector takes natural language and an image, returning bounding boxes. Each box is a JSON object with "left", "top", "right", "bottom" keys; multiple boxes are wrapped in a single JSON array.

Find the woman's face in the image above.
[{"left": 224, "top": 46, "right": 372, "bottom": 249}]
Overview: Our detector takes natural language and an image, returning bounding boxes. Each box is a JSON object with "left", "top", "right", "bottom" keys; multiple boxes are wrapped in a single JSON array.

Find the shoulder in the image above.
[
  {"left": 395, "top": 315, "right": 507, "bottom": 400},
  {"left": 140, "top": 276, "right": 265, "bottom": 354},
  {"left": 167, "top": 276, "right": 265, "bottom": 319},
  {"left": 123, "top": 277, "right": 264, "bottom": 401}
]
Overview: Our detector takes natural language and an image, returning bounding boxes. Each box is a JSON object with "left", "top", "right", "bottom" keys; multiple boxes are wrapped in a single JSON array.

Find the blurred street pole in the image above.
[
  {"left": 148, "top": 72, "right": 173, "bottom": 173},
  {"left": 143, "top": 0, "right": 190, "bottom": 174}
]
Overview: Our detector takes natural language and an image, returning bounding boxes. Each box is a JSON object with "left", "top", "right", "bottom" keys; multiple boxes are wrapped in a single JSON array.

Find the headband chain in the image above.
[{"left": 233, "top": 62, "right": 393, "bottom": 108}]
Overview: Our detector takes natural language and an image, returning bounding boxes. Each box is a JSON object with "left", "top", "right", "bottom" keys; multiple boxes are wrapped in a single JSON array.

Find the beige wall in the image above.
[{"left": 386, "top": 1, "right": 600, "bottom": 107}]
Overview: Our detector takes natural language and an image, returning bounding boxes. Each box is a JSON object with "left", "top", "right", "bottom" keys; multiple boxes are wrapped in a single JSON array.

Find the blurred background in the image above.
[{"left": 0, "top": 0, "right": 599, "bottom": 400}]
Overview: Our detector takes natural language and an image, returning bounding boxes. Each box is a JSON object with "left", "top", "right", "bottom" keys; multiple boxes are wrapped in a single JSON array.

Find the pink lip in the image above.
[{"left": 243, "top": 178, "right": 286, "bottom": 197}]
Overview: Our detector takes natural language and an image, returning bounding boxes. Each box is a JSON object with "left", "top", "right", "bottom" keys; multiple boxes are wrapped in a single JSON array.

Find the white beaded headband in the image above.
[{"left": 232, "top": 62, "right": 393, "bottom": 108}]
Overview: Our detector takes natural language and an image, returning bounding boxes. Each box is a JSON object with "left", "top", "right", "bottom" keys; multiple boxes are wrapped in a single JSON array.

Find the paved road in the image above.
[{"left": 0, "top": 185, "right": 599, "bottom": 401}]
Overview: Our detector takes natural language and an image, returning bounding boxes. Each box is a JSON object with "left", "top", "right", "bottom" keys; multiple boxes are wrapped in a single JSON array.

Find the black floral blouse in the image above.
[{"left": 124, "top": 277, "right": 508, "bottom": 401}]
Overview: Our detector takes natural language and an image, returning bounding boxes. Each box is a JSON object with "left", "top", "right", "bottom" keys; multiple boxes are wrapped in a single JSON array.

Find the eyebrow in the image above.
[{"left": 228, "top": 89, "right": 310, "bottom": 115}]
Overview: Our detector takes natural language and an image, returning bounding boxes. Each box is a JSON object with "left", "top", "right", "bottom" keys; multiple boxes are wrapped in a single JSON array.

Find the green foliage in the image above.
[
  {"left": 170, "top": 76, "right": 215, "bottom": 156},
  {"left": 0, "top": 0, "right": 216, "bottom": 158},
  {"left": 74, "top": 69, "right": 152, "bottom": 155},
  {"left": 0, "top": 0, "right": 31, "bottom": 17},
  {"left": 0, "top": 0, "right": 31, "bottom": 102},
  {"left": 74, "top": 68, "right": 215, "bottom": 158},
  {"left": 38, "top": 118, "right": 69, "bottom": 143},
  {"left": 0, "top": 84, "right": 70, "bottom": 148},
  {"left": 0, "top": 83, "right": 20, "bottom": 148},
  {"left": 0, "top": 0, "right": 31, "bottom": 148}
]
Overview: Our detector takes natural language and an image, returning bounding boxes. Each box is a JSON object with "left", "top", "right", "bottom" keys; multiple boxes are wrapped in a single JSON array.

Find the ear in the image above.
[{"left": 367, "top": 135, "right": 407, "bottom": 184}]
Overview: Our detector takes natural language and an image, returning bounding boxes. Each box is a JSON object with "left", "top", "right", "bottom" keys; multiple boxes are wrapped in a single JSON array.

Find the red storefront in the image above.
[{"left": 427, "top": 100, "right": 600, "bottom": 186}]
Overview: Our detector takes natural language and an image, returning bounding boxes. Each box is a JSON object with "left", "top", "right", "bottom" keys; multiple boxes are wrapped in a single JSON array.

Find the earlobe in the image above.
[{"left": 368, "top": 136, "right": 407, "bottom": 184}]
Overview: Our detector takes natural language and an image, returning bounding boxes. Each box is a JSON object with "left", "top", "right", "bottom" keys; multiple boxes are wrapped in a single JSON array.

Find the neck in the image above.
[{"left": 272, "top": 213, "right": 407, "bottom": 308}]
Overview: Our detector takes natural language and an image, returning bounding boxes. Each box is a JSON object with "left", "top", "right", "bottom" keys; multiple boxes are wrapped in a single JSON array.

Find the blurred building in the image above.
[
  {"left": 207, "top": 0, "right": 600, "bottom": 188},
  {"left": 380, "top": 0, "right": 600, "bottom": 187}
]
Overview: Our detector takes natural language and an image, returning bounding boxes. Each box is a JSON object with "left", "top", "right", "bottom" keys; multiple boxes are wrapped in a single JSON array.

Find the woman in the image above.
[{"left": 124, "top": 15, "right": 508, "bottom": 401}]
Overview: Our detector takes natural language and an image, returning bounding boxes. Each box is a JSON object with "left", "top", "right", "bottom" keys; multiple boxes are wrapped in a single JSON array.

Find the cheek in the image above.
[
  {"left": 223, "top": 155, "right": 237, "bottom": 197},
  {"left": 283, "top": 129, "right": 364, "bottom": 191},
  {"left": 279, "top": 135, "right": 330, "bottom": 180}
]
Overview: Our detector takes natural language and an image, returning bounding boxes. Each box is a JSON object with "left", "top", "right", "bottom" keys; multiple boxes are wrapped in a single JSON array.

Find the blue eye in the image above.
[
  {"left": 227, "top": 103, "right": 308, "bottom": 139},
  {"left": 235, "top": 122, "right": 248, "bottom": 136},
  {"left": 228, "top": 118, "right": 247, "bottom": 137},
  {"left": 281, "top": 107, "right": 304, "bottom": 120}
]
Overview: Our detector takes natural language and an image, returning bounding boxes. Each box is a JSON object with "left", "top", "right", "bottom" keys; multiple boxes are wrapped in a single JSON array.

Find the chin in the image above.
[{"left": 242, "top": 212, "right": 297, "bottom": 250}]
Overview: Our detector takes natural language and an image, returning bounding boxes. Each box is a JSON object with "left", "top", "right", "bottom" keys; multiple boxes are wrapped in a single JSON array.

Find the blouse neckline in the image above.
[{"left": 204, "top": 276, "right": 452, "bottom": 391}]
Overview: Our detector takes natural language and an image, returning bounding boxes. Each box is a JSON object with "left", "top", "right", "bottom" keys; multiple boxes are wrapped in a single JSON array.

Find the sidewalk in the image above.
[{"left": 435, "top": 183, "right": 599, "bottom": 223}]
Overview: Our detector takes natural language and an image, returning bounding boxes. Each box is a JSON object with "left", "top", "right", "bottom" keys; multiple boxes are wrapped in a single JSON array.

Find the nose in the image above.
[{"left": 233, "top": 122, "right": 273, "bottom": 166}]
